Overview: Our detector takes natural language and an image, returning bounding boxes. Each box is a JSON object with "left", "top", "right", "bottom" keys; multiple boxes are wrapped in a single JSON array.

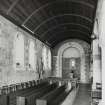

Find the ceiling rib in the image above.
[
  {"left": 33, "top": 14, "right": 92, "bottom": 32},
  {"left": 6, "top": 0, "right": 20, "bottom": 15},
  {"left": 40, "top": 23, "right": 91, "bottom": 38},
  {"left": 22, "top": 0, "right": 94, "bottom": 25}
]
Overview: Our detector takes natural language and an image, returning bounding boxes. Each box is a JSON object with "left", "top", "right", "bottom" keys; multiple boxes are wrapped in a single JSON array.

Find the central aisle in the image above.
[{"left": 73, "top": 84, "right": 91, "bottom": 105}]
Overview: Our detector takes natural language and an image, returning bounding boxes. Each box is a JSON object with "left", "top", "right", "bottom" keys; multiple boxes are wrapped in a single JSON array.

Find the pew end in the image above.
[
  {"left": 17, "top": 96, "right": 25, "bottom": 105},
  {"left": 36, "top": 99, "right": 47, "bottom": 105}
]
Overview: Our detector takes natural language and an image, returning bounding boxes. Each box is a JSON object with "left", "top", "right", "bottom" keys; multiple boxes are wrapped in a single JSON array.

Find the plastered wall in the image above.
[{"left": 0, "top": 15, "right": 51, "bottom": 87}]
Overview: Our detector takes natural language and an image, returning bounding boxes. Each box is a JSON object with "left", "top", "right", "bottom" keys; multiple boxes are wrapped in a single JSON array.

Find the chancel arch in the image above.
[
  {"left": 62, "top": 47, "right": 81, "bottom": 79},
  {"left": 55, "top": 39, "right": 90, "bottom": 83}
]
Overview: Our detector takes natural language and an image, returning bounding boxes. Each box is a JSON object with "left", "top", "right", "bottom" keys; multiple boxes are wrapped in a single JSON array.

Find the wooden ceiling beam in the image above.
[
  {"left": 40, "top": 23, "right": 91, "bottom": 38},
  {"left": 6, "top": 0, "right": 20, "bottom": 15},
  {"left": 33, "top": 14, "right": 92, "bottom": 32},
  {"left": 22, "top": 0, "right": 94, "bottom": 26}
]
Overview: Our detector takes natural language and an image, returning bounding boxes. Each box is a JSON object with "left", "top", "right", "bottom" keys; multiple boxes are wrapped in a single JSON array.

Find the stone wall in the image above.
[{"left": 0, "top": 15, "right": 51, "bottom": 87}]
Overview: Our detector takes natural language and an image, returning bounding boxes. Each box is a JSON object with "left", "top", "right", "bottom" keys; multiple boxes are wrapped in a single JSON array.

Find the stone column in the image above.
[{"left": 92, "top": 39, "right": 101, "bottom": 89}]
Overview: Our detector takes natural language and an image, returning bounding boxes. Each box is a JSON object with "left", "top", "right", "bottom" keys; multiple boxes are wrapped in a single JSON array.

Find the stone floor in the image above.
[{"left": 73, "top": 84, "right": 91, "bottom": 105}]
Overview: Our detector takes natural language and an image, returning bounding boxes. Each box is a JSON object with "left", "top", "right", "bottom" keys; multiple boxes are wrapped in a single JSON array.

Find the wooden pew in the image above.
[
  {"left": 16, "top": 83, "right": 58, "bottom": 105},
  {"left": 9, "top": 81, "right": 49, "bottom": 105},
  {"left": 10, "top": 84, "right": 49, "bottom": 105},
  {"left": 0, "top": 85, "right": 10, "bottom": 105},
  {"left": 0, "top": 95, "right": 9, "bottom": 105},
  {"left": 0, "top": 80, "right": 49, "bottom": 105},
  {"left": 36, "top": 84, "right": 66, "bottom": 105}
]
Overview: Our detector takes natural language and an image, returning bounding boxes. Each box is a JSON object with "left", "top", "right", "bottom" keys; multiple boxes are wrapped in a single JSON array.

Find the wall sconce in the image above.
[{"left": 91, "top": 33, "right": 97, "bottom": 40}]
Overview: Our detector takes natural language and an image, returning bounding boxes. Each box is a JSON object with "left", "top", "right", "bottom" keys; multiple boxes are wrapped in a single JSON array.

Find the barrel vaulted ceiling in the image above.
[{"left": 0, "top": 0, "right": 98, "bottom": 47}]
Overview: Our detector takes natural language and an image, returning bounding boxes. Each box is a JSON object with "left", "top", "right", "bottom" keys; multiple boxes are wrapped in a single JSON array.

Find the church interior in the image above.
[{"left": 0, "top": 0, "right": 104, "bottom": 105}]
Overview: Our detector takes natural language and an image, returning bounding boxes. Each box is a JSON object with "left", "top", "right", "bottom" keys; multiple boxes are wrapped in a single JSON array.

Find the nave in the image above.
[
  {"left": 0, "top": 78, "right": 79, "bottom": 105},
  {"left": 0, "top": 0, "right": 105, "bottom": 105},
  {"left": 0, "top": 77, "right": 101, "bottom": 105}
]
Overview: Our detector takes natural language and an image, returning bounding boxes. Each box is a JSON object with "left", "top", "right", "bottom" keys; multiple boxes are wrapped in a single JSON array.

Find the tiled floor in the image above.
[{"left": 73, "top": 84, "right": 91, "bottom": 105}]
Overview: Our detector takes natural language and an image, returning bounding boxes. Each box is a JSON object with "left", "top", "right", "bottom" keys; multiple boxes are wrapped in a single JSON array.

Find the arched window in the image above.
[
  {"left": 15, "top": 33, "right": 24, "bottom": 68},
  {"left": 71, "top": 59, "right": 76, "bottom": 67},
  {"left": 29, "top": 40, "right": 36, "bottom": 70},
  {"left": 42, "top": 46, "right": 47, "bottom": 70}
]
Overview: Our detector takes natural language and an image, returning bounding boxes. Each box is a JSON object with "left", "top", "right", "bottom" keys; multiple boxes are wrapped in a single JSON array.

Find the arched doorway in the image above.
[{"left": 62, "top": 47, "right": 81, "bottom": 79}]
